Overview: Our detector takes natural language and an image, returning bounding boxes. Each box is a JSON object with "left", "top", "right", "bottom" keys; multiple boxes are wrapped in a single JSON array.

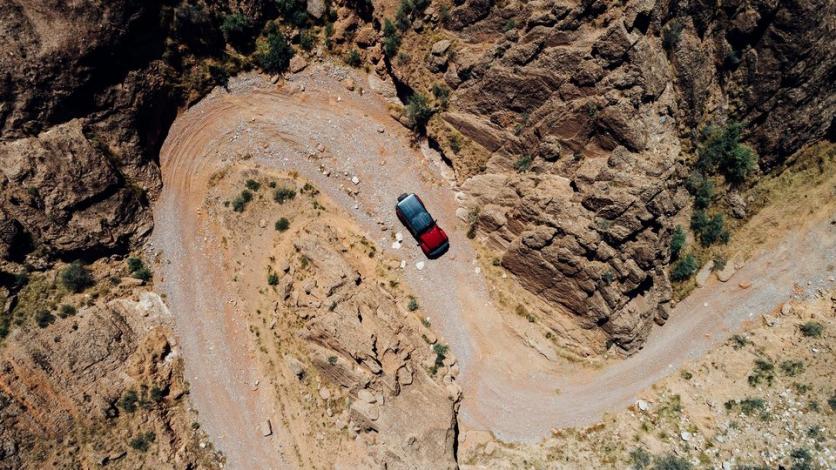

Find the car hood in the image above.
[{"left": 419, "top": 225, "right": 448, "bottom": 249}]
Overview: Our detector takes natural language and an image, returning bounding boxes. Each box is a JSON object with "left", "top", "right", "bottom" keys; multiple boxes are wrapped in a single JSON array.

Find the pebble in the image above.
[
  {"left": 258, "top": 219, "right": 267, "bottom": 228},
  {"left": 352, "top": 176, "right": 360, "bottom": 185},
  {"left": 377, "top": 125, "right": 385, "bottom": 133},
  {"left": 680, "top": 431, "right": 691, "bottom": 441},
  {"left": 415, "top": 261, "right": 425, "bottom": 270},
  {"left": 637, "top": 399, "right": 649, "bottom": 411},
  {"left": 395, "top": 232, "right": 404, "bottom": 242},
  {"left": 392, "top": 240, "right": 402, "bottom": 249},
  {"left": 319, "top": 387, "right": 331, "bottom": 400}
]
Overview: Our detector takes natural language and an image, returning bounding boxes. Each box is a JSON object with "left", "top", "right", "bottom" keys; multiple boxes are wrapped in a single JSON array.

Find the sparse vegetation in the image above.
[
  {"left": 405, "top": 93, "right": 433, "bottom": 132},
  {"left": 35, "top": 309, "right": 55, "bottom": 328},
  {"left": 449, "top": 134, "right": 462, "bottom": 153},
  {"left": 382, "top": 19, "right": 401, "bottom": 57},
  {"left": 327, "top": 355, "right": 338, "bottom": 365},
  {"left": 61, "top": 261, "right": 93, "bottom": 293},
  {"left": 730, "top": 334, "right": 751, "bottom": 349},
  {"left": 127, "top": 257, "right": 152, "bottom": 282},
  {"left": 58, "top": 304, "right": 76, "bottom": 318},
  {"left": 220, "top": 13, "right": 251, "bottom": 49},
  {"left": 691, "top": 210, "right": 729, "bottom": 246},
  {"left": 514, "top": 154, "right": 533, "bottom": 172},
  {"left": 267, "top": 272, "right": 279, "bottom": 286},
  {"left": 119, "top": 390, "right": 139, "bottom": 413},
  {"left": 780, "top": 360, "right": 804, "bottom": 377},
  {"left": 748, "top": 358, "right": 775, "bottom": 387},
  {"left": 698, "top": 121, "right": 758, "bottom": 184},
  {"left": 686, "top": 172, "right": 715, "bottom": 209},
  {"left": 245, "top": 179, "right": 261, "bottom": 191},
  {"left": 232, "top": 189, "right": 253, "bottom": 212},
  {"left": 652, "top": 453, "right": 691, "bottom": 470},
  {"left": 799, "top": 321, "right": 822, "bottom": 337},
  {"left": 345, "top": 49, "right": 362, "bottom": 67},
  {"left": 670, "top": 225, "right": 686, "bottom": 259},
  {"left": 275, "top": 217, "right": 290, "bottom": 231},
  {"left": 129, "top": 431, "right": 156, "bottom": 452},
  {"left": 670, "top": 254, "right": 698, "bottom": 281},
  {"left": 629, "top": 447, "right": 652, "bottom": 469},
  {"left": 273, "top": 187, "right": 296, "bottom": 204},
  {"left": 662, "top": 20, "right": 683, "bottom": 52},
  {"left": 257, "top": 29, "right": 294, "bottom": 74},
  {"left": 407, "top": 296, "right": 419, "bottom": 311}
]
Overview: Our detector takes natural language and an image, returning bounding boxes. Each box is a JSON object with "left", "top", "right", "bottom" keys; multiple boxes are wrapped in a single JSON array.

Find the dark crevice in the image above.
[
  {"left": 632, "top": 12, "right": 650, "bottom": 35},
  {"left": 427, "top": 136, "right": 455, "bottom": 169},
  {"left": 624, "top": 275, "right": 653, "bottom": 300}
]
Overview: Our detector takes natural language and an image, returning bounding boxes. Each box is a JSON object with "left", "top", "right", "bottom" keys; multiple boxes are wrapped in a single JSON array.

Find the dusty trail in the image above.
[{"left": 153, "top": 68, "right": 835, "bottom": 466}]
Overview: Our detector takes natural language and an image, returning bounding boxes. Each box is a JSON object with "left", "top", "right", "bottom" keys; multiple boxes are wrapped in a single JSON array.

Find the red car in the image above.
[{"left": 395, "top": 193, "right": 450, "bottom": 259}]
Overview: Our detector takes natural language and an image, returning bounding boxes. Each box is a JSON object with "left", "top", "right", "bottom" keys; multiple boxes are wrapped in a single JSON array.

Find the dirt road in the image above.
[{"left": 153, "top": 67, "right": 835, "bottom": 466}]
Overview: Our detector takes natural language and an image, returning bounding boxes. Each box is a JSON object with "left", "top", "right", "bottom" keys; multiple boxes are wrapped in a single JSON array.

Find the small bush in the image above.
[
  {"left": 129, "top": 432, "right": 156, "bottom": 452},
  {"left": 382, "top": 19, "right": 400, "bottom": 57},
  {"left": 61, "top": 262, "right": 93, "bottom": 293},
  {"left": 127, "top": 257, "right": 144, "bottom": 272},
  {"left": 299, "top": 30, "right": 316, "bottom": 51},
  {"left": 405, "top": 93, "right": 433, "bottom": 132},
  {"left": 662, "top": 20, "right": 683, "bottom": 52},
  {"left": 395, "top": 0, "right": 414, "bottom": 30},
  {"left": 686, "top": 172, "right": 714, "bottom": 209},
  {"left": 827, "top": 393, "right": 836, "bottom": 411},
  {"left": 748, "top": 359, "right": 775, "bottom": 387},
  {"left": 275, "top": 217, "right": 290, "bottom": 232},
  {"left": 327, "top": 355, "right": 338, "bottom": 365},
  {"left": 245, "top": 179, "right": 261, "bottom": 191},
  {"left": 670, "top": 254, "right": 698, "bottom": 281},
  {"left": 133, "top": 267, "right": 152, "bottom": 282},
  {"left": 698, "top": 122, "right": 758, "bottom": 184},
  {"left": 780, "top": 360, "right": 804, "bottom": 377},
  {"left": 449, "top": 134, "right": 462, "bottom": 153},
  {"left": 799, "top": 321, "right": 823, "bottom": 337},
  {"left": 345, "top": 49, "right": 362, "bottom": 67},
  {"left": 220, "top": 13, "right": 251, "bottom": 48},
  {"left": 503, "top": 18, "right": 517, "bottom": 32},
  {"left": 267, "top": 273, "right": 279, "bottom": 286},
  {"left": 738, "top": 397, "right": 766, "bottom": 415},
  {"left": 150, "top": 386, "right": 166, "bottom": 402},
  {"left": 691, "top": 210, "right": 729, "bottom": 246},
  {"left": 276, "top": 0, "right": 309, "bottom": 26},
  {"left": 652, "top": 454, "right": 691, "bottom": 470},
  {"left": 273, "top": 187, "right": 296, "bottom": 204},
  {"left": 232, "top": 190, "right": 253, "bottom": 212},
  {"left": 120, "top": 390, "right": 139, "bottom": 413},
  {"left": 629, "top": 447, "right": 652, "bottom": 469},
  {"left": 257, "top": 30, "right": 294, "bottom": 74},
  {"left": 432, "top": 83, "right": 450, "bottom": 108},
  {"left": 730, "top": 334, "right": 750, "bottom": 349},
  {"left": 407, "top": 297, "right": 419, "bottom": 311},
  {"left": 59, "top": 304, "right": 77, "bottom": 318},
  {"left": 514, "top": 154, "right": 533, "bottom": 172},
  {"left": 35, "top": 309, "right": 55, "bottom": 328},
  {"left": 670, "top": 225, "right": 686, "bottom": 259},
  {"left": 432, "top": 343, "right": 448, "bottom": 369},
  {"left": 680, "top": 370, "right": 693, "bottom": 380}
]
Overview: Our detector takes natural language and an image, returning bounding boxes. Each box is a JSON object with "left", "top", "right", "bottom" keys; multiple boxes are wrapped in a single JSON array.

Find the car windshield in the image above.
[{"left": 411, "top": 211, "right": 434, "bottom": 233}]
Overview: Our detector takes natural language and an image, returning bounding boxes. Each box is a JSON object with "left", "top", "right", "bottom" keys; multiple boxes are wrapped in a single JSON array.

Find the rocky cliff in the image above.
[{"left": 383, "top": 0, "right": 835, "bottom": 352}]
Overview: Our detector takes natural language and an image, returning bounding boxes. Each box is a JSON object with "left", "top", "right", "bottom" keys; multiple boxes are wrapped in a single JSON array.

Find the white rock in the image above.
[
  {"left": 258, "top": 219, "right": 267, "bottom": 228},
  {"left": 415, "top": 261, "right": 425, "bottom": 270},
  {"left": 351, "top": 176, "right": 360, "bottom": 185},
  {"left": 376, "top": 125, "right": 385, "bottom": 133},
  {"left": 680, "top": 431, "right": 691, "bottom": 441},
  {"left": 319, "top": 387, "right": 331, "bottom": 400},
  {"left": 722, "top": 462, "right": 732, "bottom": 470},
  {"left": 474, "top": 267, "right": 481, "bottom": 274},
  {"left": 637, "top": 399, "right": 649, "bottom": 411},
  {"left": 395, "top": 232, "right": 404, "bottom": 242},
  {"left": 261, "top": 419, "right": 273, "bottom": 437},
  {"left": 456, "top": 207, "right": 470, "bottom": 221},
  {"left": 358, "top": 389, "right": 376, "bottom": 403},
  {"left": 400, "top": 260, "right": 407, "bottom": 269},
  {"left": 392, "top": 240, "right": 402, "bottom": 250}
]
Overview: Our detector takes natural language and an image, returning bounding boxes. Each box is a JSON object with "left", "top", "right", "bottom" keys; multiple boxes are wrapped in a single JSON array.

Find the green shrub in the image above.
[
  {"left": 629, "top": 447, "right": 652, "bottom": 469},
  {"left": 299, "top": 30, "right": 316, "bottom": 51},
  {"left": 61, "top": 262, "right": 93, "bottom": 293},
  {"left": 730, "top": 334, "right": 750, "bottom": 349},
  {"left": 799, "top": 321, "right": 823, "bottom": 337},
  {"left": 345, "top": 49, "right": 362, "bottom": 67},
  {"left": 35, "top": 309, "right": 55, "bottom": 328},
  {"left": 432, "top": 343, "right": 448, "bottom": 372},
  {"left": 503, "top": 18, "right": 517, "bottom": 32},
  {"left": 273, "top": 187, "right": 296, "bottom": 204},
  {"left": 382, "top": 19, "right": 400, "bottom": 57},
  {"left": 686, "top": 172, "right": 714, "bottom": 209},
  {"left": 514, "top": 154, "right": 533, "bottom": 172},
  {"left": 748, "top": 359, "right": 775, "bottom": 387},
  {"left": 267, "top": 272, "right": 279, "bottom": 286},
  {"left": 129, "top": 432, "right": 156, "bottom": 452},
  {"left": 257, "top": 30, "right": 294, "bottom": 74},
  {"left": 275, "top": 217, "right": 290, "bottom": 231},
  {"left": 327, "top": 355, "right": 338, "bottom": 365},
  {"left": 662, "top": 20, "right": 683, "bottom": 52},
  {"left": 220, "top": 13, "right": 251, "bottom": 48},
  {"left": 670, "top": 225, "right": 686, "bottom": 259},
  {"left": 780, "top": 360, "right": 804, "bottom": 377},
  {"left": 59, "top": 304, "right": 77, "bottom": 318},
  {"left": 208, "top": 64, "right": 230, "bottom": 88},
  {"left": 432, "top": 83, "right": 450, "bottom": 108},
  {"left": 395, "top": 0, "right": 414, "bottom": 30},
  {"left": 407, "top": 297, "right": 419, "bottom": 311},
  {"left": 405, "top": 93, "right": 433, "bottom": 131},
  {"left": 120, "top": 390, "right": 139, "bottom": 413},
  {"left": 150, "top": 386, "right": 166, "bottom": 402},
  {"left": 449, "top": 134, "right": 462, "bottom": 153},
  {"left": 738, "top": 397, "right": 766, "bottom": 415},
  {"left": 652, "top": 454, "right": 691, "bottom": 470},
  {"left": 127, "top": 257, "right": 144, "bottom": 273},
  {"left": 133, "top": 267, "right": 152, "bottom": 282},
  {"left": 670, "top": 254, "right": 698, "bottom": 281},
  {"left": 698, "top": 122, "right": 758, "bottom": 184},
  {"left": 828, "top": 393, "right": 836, "bottom": 411},
  {"left": 245, "top": 179, "right": 261, "bottom": 191},
  {"left": 691, "top": 210, "right": 729, "bottom": 246},
  {"left": 276, "top": 0, "right": 309, "bottom": 26}
]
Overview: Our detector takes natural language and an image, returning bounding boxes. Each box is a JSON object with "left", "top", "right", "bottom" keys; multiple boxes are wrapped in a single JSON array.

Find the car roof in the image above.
[{"left": 397, "top": 194, "right": 426, "bottom": 219}]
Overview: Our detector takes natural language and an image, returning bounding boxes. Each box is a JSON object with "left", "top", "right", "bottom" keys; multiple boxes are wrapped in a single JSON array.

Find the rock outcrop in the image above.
[
  {"left": 0, "top": 290, "right": 220, "bottom": 468},
  {"left": 386, "top": 0, "right": 834, "bottom": 353},
  {"left": 278, "top": 226, "right": 460, "bottom": 468}
]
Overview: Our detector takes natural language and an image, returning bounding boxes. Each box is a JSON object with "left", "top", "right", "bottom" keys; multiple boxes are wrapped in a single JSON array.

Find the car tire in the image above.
[{"left": 397, "top": 193, "right": 409, "bottom": 202}]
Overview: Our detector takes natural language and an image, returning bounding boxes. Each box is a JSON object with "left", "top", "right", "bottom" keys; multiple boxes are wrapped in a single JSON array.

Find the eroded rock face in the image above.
[
  {"left": 399, "top": 0, "right": 834, "bottom": 353},
  {"left": 0, "top": 291, "right": 219, "bottom": 468},
  {"left": 281, "top": 228, "right": 460, "bottom": 468}
]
